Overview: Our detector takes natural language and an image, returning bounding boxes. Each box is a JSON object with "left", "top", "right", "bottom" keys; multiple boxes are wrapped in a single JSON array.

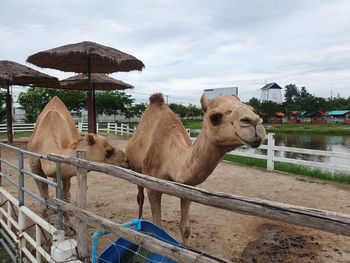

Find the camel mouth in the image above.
[{"left": 235, "top": 132, "right": 262, "bottom": 148}]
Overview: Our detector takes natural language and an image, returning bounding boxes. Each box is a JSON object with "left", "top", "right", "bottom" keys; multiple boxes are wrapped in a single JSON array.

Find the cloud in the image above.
[{"left": 1, "top": 0, "right": 350, "bottom": 104}]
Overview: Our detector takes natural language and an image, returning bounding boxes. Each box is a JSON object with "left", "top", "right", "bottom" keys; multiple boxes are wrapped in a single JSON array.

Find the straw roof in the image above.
[
  {"left": 27, "top": 41, "right": 145, "bottom": 74},
  {"left": 0, "top": 60, "right": 59, "bottom": 87},
  {"left": 59, "top": 73, "right": 134, "bottom": 91}
]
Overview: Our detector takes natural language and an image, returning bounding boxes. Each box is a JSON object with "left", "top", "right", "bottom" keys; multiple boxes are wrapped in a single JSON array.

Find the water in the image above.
[
  {"left": 189, "top": 130, "right": 350, "bottom": 167},
  {"left": 273, "top": 134, "right": 350, "bottom": 166}
]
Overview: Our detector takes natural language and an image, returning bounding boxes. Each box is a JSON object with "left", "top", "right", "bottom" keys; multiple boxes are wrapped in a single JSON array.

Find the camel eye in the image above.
[
  {"left": 105, "top": 149, "right": 115, "bottom": 159},
  {"left": 210, "top": 113, "right": 223, "bottom": 126},
  {"left": 225, "top": 110, "right": 232, "bottom": 115}
]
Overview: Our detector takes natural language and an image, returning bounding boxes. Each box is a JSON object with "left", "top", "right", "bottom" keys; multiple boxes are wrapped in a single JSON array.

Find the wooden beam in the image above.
[
  {"left": 48, "top": 154, "right": 350, "bottom": 237},
  {"left": 47, "top": 198, "right": 229, "bottom": 263},
  {"left": 76, "top": 150, "right": 89, "bottom": 262}
]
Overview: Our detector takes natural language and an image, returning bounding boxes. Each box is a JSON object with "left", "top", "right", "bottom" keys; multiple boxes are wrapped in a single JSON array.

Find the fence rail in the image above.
[
  {"left": 1, "top": 138, "right": 350, "bottom": 262},
  {"left": 2, "top": 122, "right": 350, "bottom": 174}
]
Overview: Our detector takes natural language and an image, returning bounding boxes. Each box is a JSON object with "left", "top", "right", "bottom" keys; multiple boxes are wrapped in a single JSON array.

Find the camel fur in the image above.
[
  {"left": 28, "top": 96, "right": 128, "bottom": 219},
  {"left": 125, "top": 93, "right": 266, "bottom": 245}
]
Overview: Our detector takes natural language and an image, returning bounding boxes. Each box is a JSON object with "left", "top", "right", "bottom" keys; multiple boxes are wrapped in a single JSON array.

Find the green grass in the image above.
[
  {"left": 265, "top": 123, "right": 350, "bottom": 135},
  {"left": 224, "top": 154, "right": 350, "bottom": 184},
  {"left": 0, "top": 131, "right": 33, "bottom": 140},
  {"left": 182, "top": 120, "right": 202, "bottom": 129},
  {"left": 182, "top": 120, "right": 350, "bottom": 135}
]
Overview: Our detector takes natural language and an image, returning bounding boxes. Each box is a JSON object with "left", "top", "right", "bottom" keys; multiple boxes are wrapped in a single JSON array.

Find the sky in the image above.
[{"left": 1, "top": 0, "right": 350, "bottom": 105}]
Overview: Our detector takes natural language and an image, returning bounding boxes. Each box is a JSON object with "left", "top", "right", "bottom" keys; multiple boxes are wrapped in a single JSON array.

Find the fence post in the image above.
[
  {"left": 76, "top": 150, "right": 89, "bottom": 262},
  {"left": 115, "top": 123, "right": 118, "bottom": 134},
  {"left": 121, "top": 123, "right": 124, "bottom": 135},
  {"left": 107, "top": 123, "right": 110, "bottom": 134},
  {"left": 0, "top": 147, "right": 2, "bottom": 188},
  {"left": 126, "top": 124, "right": 130, "bottom": 135},
  {"left": 55, "top": 162, "right": 64, "bottom": 231},
  {"left": 96, "top": 123, "right": 99, "bottom": 134},
  {"left": 267, "top": 133, "right": 275, "bottom": 171},
  {"left": 78, "top": 122, "right": 83, "bottom": 133},
  {"left": 18, "top": 152, "right": 24, "bottom": 206}
]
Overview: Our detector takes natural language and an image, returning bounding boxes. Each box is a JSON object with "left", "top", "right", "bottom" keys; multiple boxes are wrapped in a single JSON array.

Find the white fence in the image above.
[
  {"left": 0, "top": 142, "right": 81, "bottom": 263},
  {"left": 0, "top": 123, "right": 35, "bottom": 134},
  {"left": 77, "top": 122, "right": 136, "bottom": 136},
  {"left": 1, "top": 136, "right": 350, "bottom": 262},
  {"left": 227, "top": 133, "right": 350, "bottom": 173},
  {"left": 1, "top": 122, "right": 350, "bottom": 174}
]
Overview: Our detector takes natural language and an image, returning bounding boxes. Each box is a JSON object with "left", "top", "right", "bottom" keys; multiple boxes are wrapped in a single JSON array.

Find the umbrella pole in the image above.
[
  {"left": 87, "top": 55, "right": 96, "bottom": 133},
  {"left": 6, "top": 84, "right": 13, "bottom": 144},
  {"left": 92, "top": 84, "right": 97, "bottom": 132}
]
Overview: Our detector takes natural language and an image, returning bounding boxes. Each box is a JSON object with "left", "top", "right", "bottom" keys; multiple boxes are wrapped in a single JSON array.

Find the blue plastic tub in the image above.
[{"left": 97, "top": 219, "right": 185, "bottom": 263}]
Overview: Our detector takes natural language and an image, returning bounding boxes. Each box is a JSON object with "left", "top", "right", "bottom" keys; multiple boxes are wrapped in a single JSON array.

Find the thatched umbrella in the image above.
[
  {"left": 0, "top": 60, "right": 59, "bottom": 144},
  {"left": 59, "top": 73, "right": 134, "bottom": 91},
  {"left": 27, "top": 41, "right": 144, "bottom": 133},
  {"left": 60, "top": 73, "right": 134, "bottom": 123}
]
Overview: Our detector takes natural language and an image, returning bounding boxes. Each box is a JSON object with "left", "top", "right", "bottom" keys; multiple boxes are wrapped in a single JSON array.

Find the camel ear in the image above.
[
  {"left": 85, "top": 134, "right": 95, "bottom": 145},
  {"left": 200, "top": 95, "right": 207, "bottom": 113}
]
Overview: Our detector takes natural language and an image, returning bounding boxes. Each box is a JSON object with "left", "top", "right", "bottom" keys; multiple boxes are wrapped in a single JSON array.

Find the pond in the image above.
[
  {"left": 189, "top": 130, "right": 350, "bottom": 166},
  {"left": 272, "top": 134, "right": 350, "bottom": 166}
]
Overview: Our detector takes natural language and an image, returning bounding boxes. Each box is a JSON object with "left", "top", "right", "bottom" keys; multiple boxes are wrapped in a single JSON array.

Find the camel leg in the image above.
[
  {"left": 34, "top": 178, "right": 49, "bottom": 218},
  {"left": 62, "top": 177, "right": 71, "bottom": 203},
  {"left": 137, "top": 186, "right": 144, "bottom": 218},
  {"left": 62, "top": 177, "right": 75, "bottom": 236},
  {"left": 147, "top": 190, "right": 162, "bottom": 226},
  {"left": 180, "top": 198, "right": 191, "bottom": 246}
]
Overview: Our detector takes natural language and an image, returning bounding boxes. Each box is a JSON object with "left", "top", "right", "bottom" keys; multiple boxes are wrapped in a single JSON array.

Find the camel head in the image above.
[
  {"left": 201, "top": 95, "right": 266, "bottom": 149},
  {"left": 75, "top": 134, "right": 129, "bottom": 168}
]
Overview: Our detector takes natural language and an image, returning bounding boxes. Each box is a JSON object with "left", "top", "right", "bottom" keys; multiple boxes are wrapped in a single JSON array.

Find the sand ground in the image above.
[{"left": 1, "top": 137, "right": 350, "bottom": 262}]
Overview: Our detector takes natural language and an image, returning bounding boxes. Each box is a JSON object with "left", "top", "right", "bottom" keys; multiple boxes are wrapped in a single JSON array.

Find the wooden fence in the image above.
[
  {"left": 1, "top": 141, "right": 350, "bottom": 262},
  {"left": 3, "top": 122, "right": 350, "bottom": 174}
]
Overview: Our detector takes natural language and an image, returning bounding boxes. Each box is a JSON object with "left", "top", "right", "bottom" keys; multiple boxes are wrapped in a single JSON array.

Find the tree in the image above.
[
  {"left": 169, "top": 103, "right": 188, "bottom": 118},
  {"left": 0, "top": 90, "right": 6, "bottom": 123},
  {"left": 284, "top": 84, "right": 299, "bottom": 105},
  {"left": 128, "top": 103, "right": 146, "bottom": 118},
  {"left": 95, "top": 91, "right": 135, "bottom": 117},
  {"left": 260, "top": 101, "right": 282, "bottom": 118},
  {"left": 18, "top": 87, "right": 87, "bottom": 123},
  {"left": 186, "top": 104, "right": 202, "bottom": 117},
  {"left": 247, "top": 97, "right": 261, "bottom": 112}
]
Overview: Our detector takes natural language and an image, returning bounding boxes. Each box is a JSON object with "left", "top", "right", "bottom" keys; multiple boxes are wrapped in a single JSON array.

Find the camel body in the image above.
[
  {"left": 126, "top": 93, "right": 266, "bottom": 245},
  {"left": 29, "top": 96, "right": 128, "bottom": 207}
]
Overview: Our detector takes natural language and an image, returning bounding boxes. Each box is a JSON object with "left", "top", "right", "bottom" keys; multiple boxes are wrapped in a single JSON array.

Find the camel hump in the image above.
[
  {"left": 149, "top": 93, "right": 165, "bottom": 106},
  {"left": 45, "top": 96, "right": 65, "bottom": 109}
]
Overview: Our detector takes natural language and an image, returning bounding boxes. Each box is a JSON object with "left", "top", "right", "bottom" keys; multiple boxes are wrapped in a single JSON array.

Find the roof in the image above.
[
  {"left": 328, "top": 110, "right": 350, "bottom": 116},
  {"left": 288, "top": 111, "right": 299, "bottom": 116},
  {"left": 59, "top": 73, "right": 133, "bottom": 91},
  {"left": 275, "top": 112, "right": 285, "bottom": 117},
  {"left": 0, "top": 60, "right": 59, "bottom": 87},
  {"left": 27, "top": 41, "right": 145, "bottom": 74},
  {"left": 261, "top": 82, "right": 282, "bottom": 90}
]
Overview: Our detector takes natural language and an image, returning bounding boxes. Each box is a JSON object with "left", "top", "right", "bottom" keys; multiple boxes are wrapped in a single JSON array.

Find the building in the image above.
[
  {"left": 260, "top": 82, "right": 282, "bottom": 104},
  {"left": 328, "top": 110, "right": 350, "bottom": 124},
  {"left": 203, "top": 87, "right": 238, "bottom": 100}
]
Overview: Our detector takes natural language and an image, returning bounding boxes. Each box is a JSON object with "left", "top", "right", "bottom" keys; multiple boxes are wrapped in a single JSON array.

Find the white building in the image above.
[
  {"left": 203, "top": 87, "right": 238, "bottom": 100},
  {"left": 260, "top": 83, "right": 282, "bottom": 104}
]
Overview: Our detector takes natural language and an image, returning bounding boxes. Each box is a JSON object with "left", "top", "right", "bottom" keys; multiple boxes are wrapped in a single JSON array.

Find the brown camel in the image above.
[
  {"left": 125, "top": 93, "right": 266, "bottom": 245},
  {"left": 28, "top": 96, "right": 128, "bottom": 218}
]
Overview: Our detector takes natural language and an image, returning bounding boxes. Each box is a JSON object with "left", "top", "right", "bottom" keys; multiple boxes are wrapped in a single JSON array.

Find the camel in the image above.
[
  {"left": 28, "top": 96, "right": 128, "bottom": 219},
  {"left": 125, "top": 93, "right": 266, "bottom": 245}
]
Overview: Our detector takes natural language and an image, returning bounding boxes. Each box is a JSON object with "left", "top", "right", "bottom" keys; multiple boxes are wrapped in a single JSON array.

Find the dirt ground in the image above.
[{"left": 1, "top": 137, "right": 350, "bottom": 263}]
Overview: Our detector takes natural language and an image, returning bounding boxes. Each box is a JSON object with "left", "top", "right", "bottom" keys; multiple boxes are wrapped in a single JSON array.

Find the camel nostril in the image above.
[{"left": 250, "top": 139, "right": 262, "bottom": 148}]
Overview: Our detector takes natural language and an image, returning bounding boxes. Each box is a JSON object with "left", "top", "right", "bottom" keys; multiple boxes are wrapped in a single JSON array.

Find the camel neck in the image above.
[{"left": 177, "top": 125, "right": 229, "bottom": 186}]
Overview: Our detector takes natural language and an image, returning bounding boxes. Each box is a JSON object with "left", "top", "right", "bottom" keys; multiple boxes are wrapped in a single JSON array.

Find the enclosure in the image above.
[{"left": 0, "top": 135, "right": 350, "bottom": 262}]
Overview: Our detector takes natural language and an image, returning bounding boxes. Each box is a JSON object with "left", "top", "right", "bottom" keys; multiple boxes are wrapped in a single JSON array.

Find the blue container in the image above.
[{"left": 98, "top": 219, "right": 185, "bottom": 263}]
